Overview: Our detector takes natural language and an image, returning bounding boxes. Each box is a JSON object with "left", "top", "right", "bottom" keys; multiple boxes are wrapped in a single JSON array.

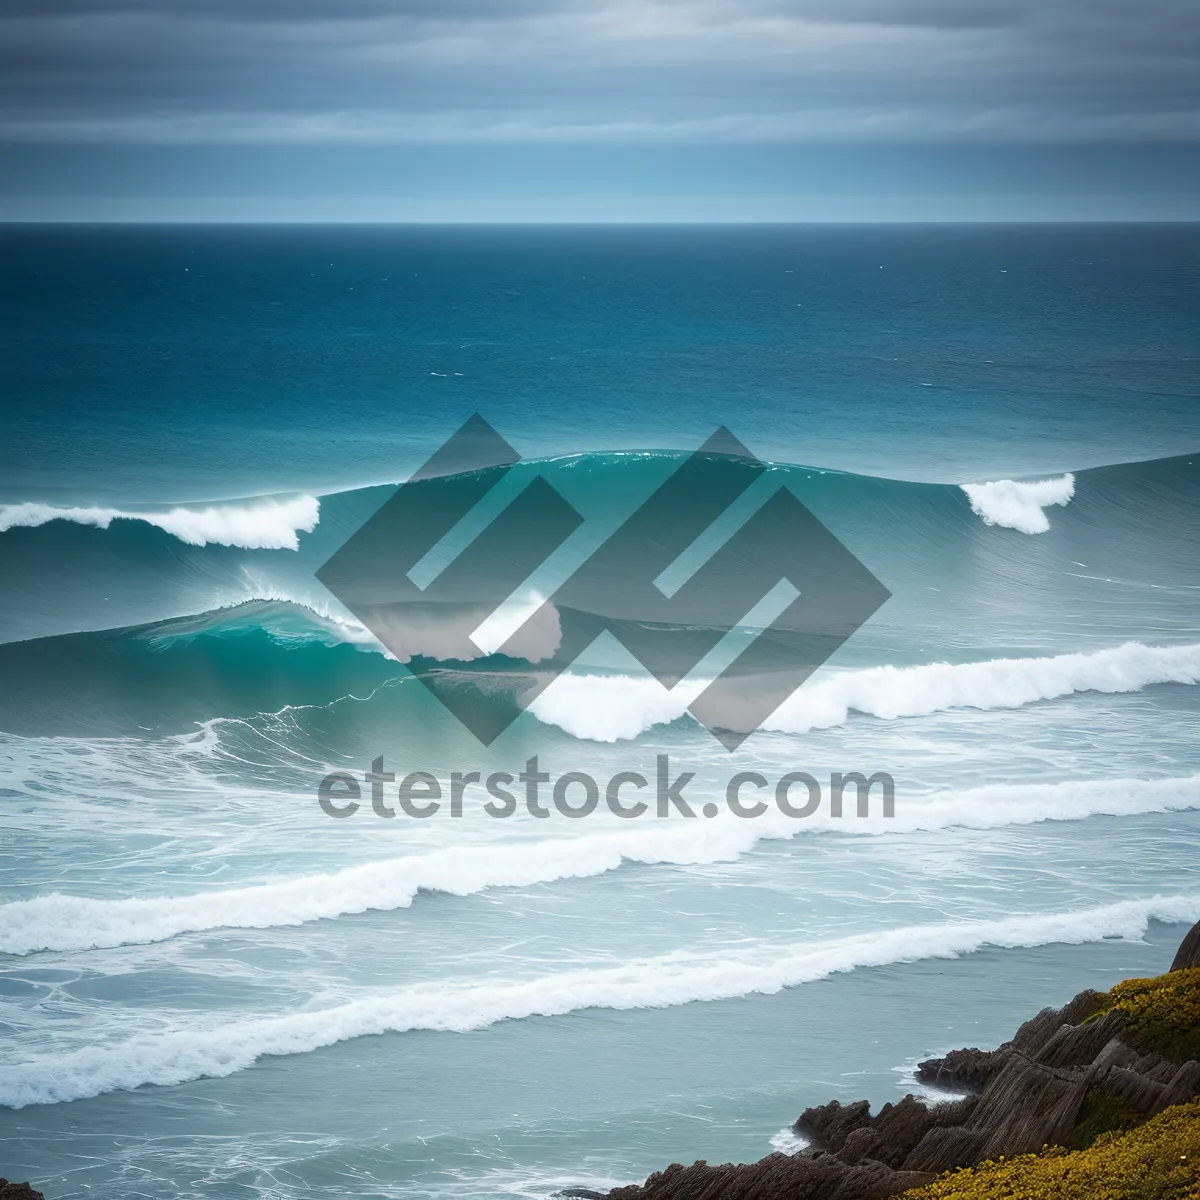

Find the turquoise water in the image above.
[
  {"left": 3, "top": 225, "right": 1198, "bottom": 500},
  {"left": 0, "top": 226, "right": 1198, "bottom": 1198}
]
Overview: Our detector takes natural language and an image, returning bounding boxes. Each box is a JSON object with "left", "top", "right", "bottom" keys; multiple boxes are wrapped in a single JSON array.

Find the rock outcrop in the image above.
[
  {"left": 0, "top": 1182, "right": 45, "bottom": 1200},
  {"left": 598, "top": 918, "right": 1200, "bottom": 1200},
  {"left": 1172, "top": 920, "right": 1200, "bottom": 972},
  {"left": 606, "top": 1151, "right": 935, "bottom": 1200}
]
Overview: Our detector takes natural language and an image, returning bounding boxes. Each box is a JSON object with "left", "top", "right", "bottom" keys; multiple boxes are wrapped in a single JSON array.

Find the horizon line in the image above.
[{"left": 3, "top": 217, "right": 1199, "bottom": 227}]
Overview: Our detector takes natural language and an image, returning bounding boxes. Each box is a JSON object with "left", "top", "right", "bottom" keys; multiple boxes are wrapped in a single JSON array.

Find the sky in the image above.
[{"left": 0, "top": 0, "right": 1197, "bottom": 221}]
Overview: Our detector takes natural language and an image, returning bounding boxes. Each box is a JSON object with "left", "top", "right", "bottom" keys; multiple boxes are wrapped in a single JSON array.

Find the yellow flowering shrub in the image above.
[
  {"left": 898, "top": 1100, "right": 1200, "bottom": 1200},
  {"left": 1095, "top": 966, "right": 1200, "bottom": 1061}
]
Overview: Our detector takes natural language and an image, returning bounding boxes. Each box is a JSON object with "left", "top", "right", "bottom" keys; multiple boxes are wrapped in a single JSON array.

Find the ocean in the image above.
[{"left": 0, "top": 224, "right": 1198, "bottom": 1199}]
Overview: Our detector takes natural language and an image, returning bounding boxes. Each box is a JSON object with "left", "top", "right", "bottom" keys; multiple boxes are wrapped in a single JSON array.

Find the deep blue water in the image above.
[
  {"left": 2, "top": 225, "right": 1198, "bottom": 501},
  {"left": 0, "top": 226, "right": 1198, "bottom": 1199}
]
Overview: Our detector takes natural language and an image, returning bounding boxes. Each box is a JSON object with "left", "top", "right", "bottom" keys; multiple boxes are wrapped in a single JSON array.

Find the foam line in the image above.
[
  {"left": 3, "top": 893, "right": 1197, "bottom": 1109},
  {"left": 2, "top": 774, "right": 1197, "bottom": 955},
  {"left": 528, "top": 642, "right": 1200, "bottom": 741},
  {"left": 0, "top": 496, "right": 320, "bottom": 550}
]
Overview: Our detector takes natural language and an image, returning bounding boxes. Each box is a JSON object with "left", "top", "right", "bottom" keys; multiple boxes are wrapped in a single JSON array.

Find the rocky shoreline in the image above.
[
  {"left": 0, "top": 1183, "right": 42, "bottom": 1200},
  {"left": 599, "top": 919, "right": 1200, "bottom": 1200}
]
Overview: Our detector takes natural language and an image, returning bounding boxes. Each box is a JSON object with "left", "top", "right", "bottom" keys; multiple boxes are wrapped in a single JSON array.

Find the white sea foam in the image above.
[
  {"left": 3, "top": 893, "right": 1196, "bottom": 1109},
  {"left": 761, "top": 641, "right": 1200, "bottom": 735},
  {"left": 893, "top": 1057, "right": 969, "bottom": 1105},
  {"left": 768, "top": 1127, "right": 810, "bottom": 1155},
  {"left": 530, "top": 671, "right": 694, "bottom": 741},
  {"left": 3, "top": 774, "right": 1197, "bottom": 956},
  {"left": 0, "top": 495, "right": 320, "bottom": 550},
  {"left": 529, "top": 641, "right": 1200, "bottom": 741},
  {"left": 960, "top": 474, "right": 1075, "bottom": 534},
  {"left": 0, "top": 824, "right": 771, "bottom": 955},
  {"left": 875, "top": 775, "right": 1200, "bottom": 834}
]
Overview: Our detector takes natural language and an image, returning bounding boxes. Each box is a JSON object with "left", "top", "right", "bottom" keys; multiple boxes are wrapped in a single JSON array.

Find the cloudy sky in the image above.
[{"left": 1, "top": 0, "right": 1197, "bottom": 219}]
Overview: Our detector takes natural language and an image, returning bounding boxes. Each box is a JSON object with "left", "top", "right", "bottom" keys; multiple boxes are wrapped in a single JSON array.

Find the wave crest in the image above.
[
  {"left": 3, "top": 894, "right": 1196, "bottom": 1109},
  {"left": 961, "top": 474, "right": 1075, "bottom": 534},
  {"left": 3, "top": 774, "right": 1197, "bottom": 956},
  {"left": 0, "top": 495, "right": 320, "bottom": 550},
  {"left": 529, "top": 641, "right": 1200, "bottom": 741}
]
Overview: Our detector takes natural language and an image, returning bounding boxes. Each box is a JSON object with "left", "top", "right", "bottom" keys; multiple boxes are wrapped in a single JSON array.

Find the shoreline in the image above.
[
  {"left": 595, "top": 919, "right": 1200, "bottom": 1200},
  {"left": 4, "top": 923, "right": 1198, "bottom": 1200}
]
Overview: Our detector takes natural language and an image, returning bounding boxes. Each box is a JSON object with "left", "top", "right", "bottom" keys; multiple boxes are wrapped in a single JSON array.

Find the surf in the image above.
[
  {"left": 4, "top": 774, "right": 1198, "bottom": 956},
  {"left": 0, "top": 494, "right": 320, "bottom": 550},
  {"left": 4, "top": 893, "right": 1197, "bottom": 1110},
  {"left": 529, "top": 642, "right": 1200, "bottom": 740}
]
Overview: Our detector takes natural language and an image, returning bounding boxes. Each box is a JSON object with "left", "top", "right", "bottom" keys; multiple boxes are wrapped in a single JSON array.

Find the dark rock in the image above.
[
  {"left": 1109, "top": 1058, "right": 1200, "bottom": 1115},
  {"left": 604, "top": 919, "right": 1200, "bottom": 1200},
  {"left": 1010, "top": 1006, "right": 1072, "bottom": 1056},
  {"left": 959, "top": 1056, "right": 1089, "bottom": 1159},
  {"left": 1012, "top": 989, "right": 1107, "bottom": 1055},
  {"left": 1034, "top": 1010, "right": 1126, "bottom": 1069},
  {"left": 604, "top": 1152, "right": 934, "bottom": 1200},
  {"left": 916, "top": 1046, "right": 1007, "bottom": 1092},
  {"left": 905, "top": 1054, "right": 1086, "bottom": 1171},
  {"left": 1127, "top": 1048, "right": 1177, "bottom": 1082},
  {"left": 1089, "top": 1035, "right": 1140, "bottom": 1072},
  {"left": 0, "top": 1182, "right": 45, "bottom": 1200},
  {"left": 895, "top": 1124, "right": 986, "bottom": 1176},
  {"left": 1170, "top": 919, "right": 1200, "bottom": 971},
  {"left": 838, "top": 1095, "right": 974, "bottom": 1169},
  {"left": 1057, "top": 988, "right": 1111, "bottom": 1029},
  {"left": 914, "top": 990, "right": 1111, "bottom": 1096},
  {"left": 795, "top": 1099, "right": 872, "bottom": 1152}
]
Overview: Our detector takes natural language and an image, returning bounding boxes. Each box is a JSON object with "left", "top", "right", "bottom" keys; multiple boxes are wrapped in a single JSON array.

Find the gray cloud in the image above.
[{"left": 0, "top": 0, "right": 1196, "bottom": 143}]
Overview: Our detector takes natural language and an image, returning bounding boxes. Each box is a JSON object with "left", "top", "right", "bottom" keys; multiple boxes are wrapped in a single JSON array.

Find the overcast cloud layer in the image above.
[{"left": 2, "top": 0, "right": 1198, "bottom": 144}]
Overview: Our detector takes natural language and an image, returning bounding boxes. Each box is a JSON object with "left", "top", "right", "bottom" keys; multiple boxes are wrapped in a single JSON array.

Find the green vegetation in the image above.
[
  {"left": 898, "top": 1100, "right": 1200, "bottom": 1200},
  {"left": 902, "top": 967, "right": 1200, "bottom": 1197},
  {"left": 1067, "top": 1087, "right": 1144, "bottom": 1150},
  {"left": 1091, "top": 966, "right": 1200, "bottom": 1062}
]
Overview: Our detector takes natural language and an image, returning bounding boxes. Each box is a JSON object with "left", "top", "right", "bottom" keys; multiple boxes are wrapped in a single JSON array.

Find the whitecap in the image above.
[
  {"left": 960, "top": 474, "right": 1074, "bottom": 534},
  {"left": 3, "top": 773, "right": 1197, "bottom": 955},
  {"left": 768, "top": 1127, "right": 809, "bottom": 1155},
  {"left": 0, "top": 495, "right": 320, "bottom": 550},
  {"left": 4, "top": 893, "right": 1196, "bottom": 1108},
  {"left": 528, "top": 642, "right": 1200, "bottom": 741}
]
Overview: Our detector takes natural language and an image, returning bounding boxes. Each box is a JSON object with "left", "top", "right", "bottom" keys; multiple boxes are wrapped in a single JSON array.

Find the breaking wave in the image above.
[
  {"left": 0, "top": 495, "right": 320, "bottom": 550},
  {"left": 529, "top": 641, "right": 1200, "bottom": 741},
  {"left": 4, "top": 774, "right": 1198, "bottom": 956},
  {"left": 960, "top": 474, "right": 1075, "bottom": 534},
  {"left": 4, "top": 893, "right": 1197, "bottom": 1109}
]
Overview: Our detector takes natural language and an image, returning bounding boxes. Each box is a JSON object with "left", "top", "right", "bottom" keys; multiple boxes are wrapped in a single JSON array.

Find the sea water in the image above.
[{"left": 0, "top": 225, "right": 1198, "bottom": 1198}]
